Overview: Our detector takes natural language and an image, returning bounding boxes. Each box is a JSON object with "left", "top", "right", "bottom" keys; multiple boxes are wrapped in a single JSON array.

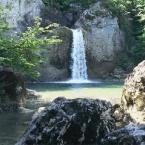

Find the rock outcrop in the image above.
[
  {"left": 0, "top": 66, "right": 26, "bottom": 112},
  {"left": 38, "top": 27, "right": 72, "bottom": 81},
  {"left": 16, "top": 97, "right": 115, "bottom": 145},
  {"left": 75, "top": 2, "right": 125, "bottom": 78},
  {"left": 122, "top": 60, "right": 145, "bottom": 123},
  {"left": 101, "top": 60, "right": 145, "bottom": 144}
]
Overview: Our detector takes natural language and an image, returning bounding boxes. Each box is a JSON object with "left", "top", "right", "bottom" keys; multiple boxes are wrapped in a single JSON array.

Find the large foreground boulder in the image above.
[
  {"left": 102, "top": 124, "right": 145, "bottom": 145},
  {"left": 122, "top": 60, "right": 145, "bottom": 123},
  {"left": 17, "top": 97, "right": 115, "bottom": 145},
  {"left": 75, "top": 2, "right": 125, "bottom": 78}
]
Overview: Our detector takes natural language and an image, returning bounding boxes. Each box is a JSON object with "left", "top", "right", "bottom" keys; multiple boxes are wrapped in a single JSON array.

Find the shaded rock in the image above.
[
  {"left": 0, "top": 66, "right": 26, "bottom": 112},
  {"left": 109, "top": 68, "right": 128, "bottom": 81},
  {"left": 41, "top": 3, "right": 83, "bottom": 27},
  {"left": 112, "top": 104, "right": 132, "bottom": 128},
  {"left": 122, "top": 60, "right": 145, "bottom": 123},
  {"left": 102, "top": 124, "right": 145, "bottom": 145},
  {"left": 75, "top": 2, "right": 125, "bottom": 79},
  {"left": 38, "top": 27, "right": 72, "bottom": 81},
  {"left": 16, "top": 97, "right": 115, "bottom": 145}
]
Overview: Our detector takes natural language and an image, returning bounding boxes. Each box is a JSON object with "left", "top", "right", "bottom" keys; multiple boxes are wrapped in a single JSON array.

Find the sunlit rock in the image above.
[
  {"left": 122, "top": 60, "right": 145, "bottom": 123},
  {"left": 75, "top": 2, "right": 125, "bottom": 78}
]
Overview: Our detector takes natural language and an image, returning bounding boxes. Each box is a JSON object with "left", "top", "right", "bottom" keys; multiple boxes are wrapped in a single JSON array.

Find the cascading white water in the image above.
[{"left": 71, "top": 29, "right": 88, "bottom": 82}]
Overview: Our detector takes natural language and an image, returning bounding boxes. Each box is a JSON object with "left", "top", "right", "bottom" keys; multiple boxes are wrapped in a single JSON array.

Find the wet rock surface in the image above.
[
  {"left": 122, "top": 60, "right": 145, "bottom": 123},
  {"left": 16, "top": 97, "right": 115, "bottom": 145},
  {"left": 102, "top": 124, "right": 145, "bottom": 145}
]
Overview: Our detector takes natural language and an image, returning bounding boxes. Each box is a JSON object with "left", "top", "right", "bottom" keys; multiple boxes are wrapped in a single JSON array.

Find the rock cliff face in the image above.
[
  {"left": 122, "top": 60, "right": 145, "bottom": 123},
  {"left": 75, "top": 2, "right": 125, "bottom": 78},
  {"left": 38, "top": 27, "right": 72, "bottom": 81},
  {"left": 0, "top": 0, "right": 44, "bottom": 32},
  {"left": 0, "top": 0, "right": 125, "bottom": 80}
]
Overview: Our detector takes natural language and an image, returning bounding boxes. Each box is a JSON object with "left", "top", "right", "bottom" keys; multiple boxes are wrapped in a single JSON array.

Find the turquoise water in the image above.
[{"left": 0, "top": 82, "right": 123, "bottom": 145}]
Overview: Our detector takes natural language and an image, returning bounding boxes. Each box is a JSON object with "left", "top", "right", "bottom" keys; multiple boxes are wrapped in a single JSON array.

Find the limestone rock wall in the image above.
[
  {"left": 75, "top": 2, "right": 125, "bottom": 78},
  {"left": 38, "top": 27, "right": 72, "bottom": 81},
  {"left": 0, "top": 0, "right": 44, "bottom": 32}
]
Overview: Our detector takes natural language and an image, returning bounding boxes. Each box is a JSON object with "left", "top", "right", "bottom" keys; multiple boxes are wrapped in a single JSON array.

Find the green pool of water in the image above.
[{"left": 0, "top": 81, "right": 123, "bottom": 145}]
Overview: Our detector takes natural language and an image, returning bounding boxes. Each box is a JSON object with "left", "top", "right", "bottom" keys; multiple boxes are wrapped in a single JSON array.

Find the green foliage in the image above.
[
  {"left": 126, "top": 0, "right": 145, "bottom": 64},
  {"left": 0, "top": 16, "right": 61, "bottom": 78},
  {"left": 42, "top": 0, "right": 95, "bottom": 10}
]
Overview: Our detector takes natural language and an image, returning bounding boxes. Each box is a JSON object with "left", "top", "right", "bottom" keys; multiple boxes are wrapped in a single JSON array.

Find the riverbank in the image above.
[{"left": 0, "top": 81, "right": 123, "bottom": 145}]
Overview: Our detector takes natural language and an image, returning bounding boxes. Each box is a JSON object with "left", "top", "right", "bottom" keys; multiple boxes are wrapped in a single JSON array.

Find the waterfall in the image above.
[{"left": 71, "top": 29, "right": 88, "bottom": 82}]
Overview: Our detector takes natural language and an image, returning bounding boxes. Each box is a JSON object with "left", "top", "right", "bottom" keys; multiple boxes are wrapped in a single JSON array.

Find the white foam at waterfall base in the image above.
[{"left": 70, "top": 28, "right": 88, "bottom": 83}]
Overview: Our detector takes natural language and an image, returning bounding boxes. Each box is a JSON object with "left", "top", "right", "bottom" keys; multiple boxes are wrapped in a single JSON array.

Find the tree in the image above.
[
  {"left": 0, "top": 15, "right": 61, "bottom": 78},
  {"left": 126, "top": 0, "right": 145, "bottom": 63}
]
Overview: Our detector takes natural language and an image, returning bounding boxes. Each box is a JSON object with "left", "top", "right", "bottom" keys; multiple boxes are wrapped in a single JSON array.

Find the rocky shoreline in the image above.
[{"left": 15, "top": 60, "right": 145, "bottom": 145}]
